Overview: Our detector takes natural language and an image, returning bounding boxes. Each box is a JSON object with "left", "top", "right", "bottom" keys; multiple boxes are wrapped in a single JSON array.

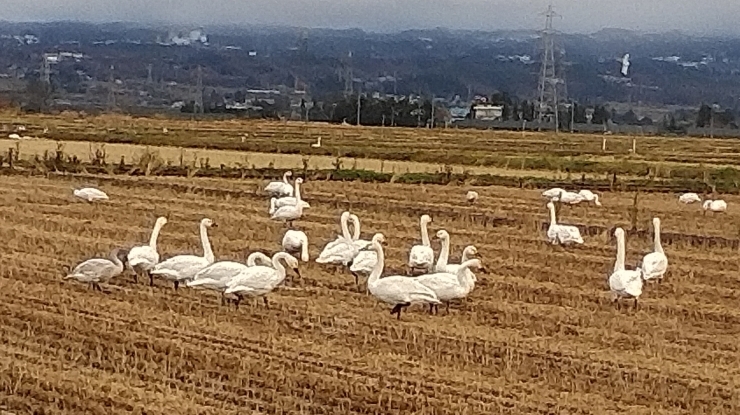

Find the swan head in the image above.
[
  {"left": 283, "top": 254, "right": 301, "bottom": 278},
  {"left": 156, "top": 216, "right": 169, "bottom": 227},
  {"left": 421, "top": 214, "right": 432, "bottom": 224},
  {"left": 340, "top": 211, "right": 351, "bottom": 222},
  {"left": 295, "top": 177, "right": 304, "bottom": 185},
  {"left": 463, "top": 245, "right": 477, "bottom": 257},
  {"left": 614, "top": 227, "right": 625, "bottom": 238},
  {"left": 285, "top": 171, "right": 293, "bottom": 177},
  {"left": 435, "top": 229, "right": 449, "bottom": 240},
  {"left": 362, "top": 233, "right": 386, "bottom": 251},
  {"left": 652, "top": 217, "right": 660, "bottom": 228},
  {"left": 546, "top": 201, "right": 555, "bottom": 210},
  {"left": 201, "top": 218, "right": 217, "bottom": 228},
  {"left": 702, "top": 200, "right": 712, "bottom": 210},
  {"left": 466, "top": 259, "right": 483, "bottom": 271}
]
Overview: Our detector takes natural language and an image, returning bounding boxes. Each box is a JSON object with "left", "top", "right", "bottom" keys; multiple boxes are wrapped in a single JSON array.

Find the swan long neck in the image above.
[
  {"left": 109, "top": 250, "right": 123, "bottom": 271},
  {"left": 294, "top": 181, "right": 302, "bottom": 202},
  {"left": 300, "top": 235, "right": 309, "bottom": 262},
  {"left": 340, "top": 214, "right": 352, "bottom": 240},
  {"left": 367, "top": 241, "right": 385, "bottom": 288},
  {"left": 200, "top": 222, "right": 214, "bottom": 263},
  {"left": 435, "top": 234, "right": 450, "bottom": 269},
  {"left": 351, "top": 216, "right": 361, "bottom": 241},
  {"left": 282, "top": 172, "right": 291, "bottom": 184},
  {"left": 149, "top": 220, "right": 165, "bottom": 250},
  {"left": 272, "top": 253, "right": 290, "bottom": 284},
  {"left": 654, "top": 221, "right": 663, "bottom": 254},
  {"left": 247, "top": 252, "right": 270, "bottom": 266},
  {"left": 614, "top": 233, "right": 626, "bottom": 272},
  {"left": 456, "top": 259, "right": 477, "bottom": 289},
  {"left": 420, "top": 219, "right": 430, "bottom": 246},
  {"left": 548, "top": 204, "right": 557, "bottom": 226}
]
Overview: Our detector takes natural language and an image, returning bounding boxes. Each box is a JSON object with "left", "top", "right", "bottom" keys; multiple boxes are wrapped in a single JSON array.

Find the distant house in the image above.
[
  {"left": 448, "top": 107, "right": 470, "bottom": 121},
  {"left": 472, "top": 104, "right": 503, "bottom": 121}
]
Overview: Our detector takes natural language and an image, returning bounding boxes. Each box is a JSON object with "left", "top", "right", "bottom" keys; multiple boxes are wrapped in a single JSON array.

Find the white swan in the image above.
[
  {"left": 282, "top": 230, "right": 309, "bottom": 262},
  {"left": 264, "top": 171, "right": 294, "bottom": 197},
  {"left": 408, "top": 214, "right": 434, "bottom": 274},
  {"left": 552, "top": 190, "right": 585, "bottom": 205},
  {"left": 414, "top": 258, "right": 483, "bottom": 314},
  {"left": 64, "top": 248, "right": 126, "bottom": 291},
  {"left": 270, "top": 178, "right": 304, "bottom": 227},
  {"left": 679, "top": 192, "right": 701, "bottom": 204},
  {"left": 362, "top": 233, "right": 440, "bottom": 320},
  {"left": 703, "top": 199, "right": 727, "bottom": 214},
  {"left": 224, "top": 252, "right": 301, "bottom": 308},
  {"left": 311, "top": 136, "right": 322, "bottom": 148},
  {"left": 542, "top": 187, "right": 565, "bottom": 199},
  {"left": 73, "top": 187, "right": 109, "bottom": 202},
  {"left": 609, "top": 227, "right": 643, "bottom": 309},
  {"left": 466, "top": 191, "right": 479, "bottom": 204},
  {"left": 434, "top": 230, "right": 479, "bottom": 284},
  {"left": 641, "top": 217, "right": 668, "bottom": 282},
  {"left": 271, "top": 176, "right": 311, "bottom": 212},
  {"left": 578, "top": 190, "right": 602, "bottom": 206},
  {"left": 150, "top": 218, "right": 217, "bottom": 290},
  {"left": 546, "top": 202, "right": 584, "bottom": 245},
  {"left": 127, "top": 216, "right": 168, "bottom": 285},
  {"left": 320, "top": 211, "right": 354, "bottom": 253},
  {"left": 187, "top": 251, "right": 272, "bottom": 304}
]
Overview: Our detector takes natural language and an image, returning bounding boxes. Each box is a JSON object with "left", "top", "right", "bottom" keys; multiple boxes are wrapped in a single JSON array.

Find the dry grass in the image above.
[{"left": 1, "top": 173, "right": 739, "bottom": 414}]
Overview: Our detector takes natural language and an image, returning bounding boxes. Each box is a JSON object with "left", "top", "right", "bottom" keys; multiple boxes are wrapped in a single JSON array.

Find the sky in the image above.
[{"left": 3, "top": 0, "right": 739, "bottom": 36}]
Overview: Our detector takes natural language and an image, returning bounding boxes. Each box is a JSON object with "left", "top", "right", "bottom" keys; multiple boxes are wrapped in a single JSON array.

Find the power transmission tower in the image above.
[
  {"left": 536, "top": 5, "right": 567, "bottom": 125},
  {"left": 106, "top": 65, "right": 116, "bottom": 111},
  {"left": 194, "top": 65, "right": 204, "bottom": 114},
  {"left": 340, "top": 51, "right": 354, "bottom": 97}
]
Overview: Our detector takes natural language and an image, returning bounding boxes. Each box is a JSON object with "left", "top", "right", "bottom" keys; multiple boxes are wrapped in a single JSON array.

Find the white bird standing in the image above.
[
  {"left": 73, "top": 187, "right": 109, "bottom": 202},
  {"left": 187, "top": 251, "right": 273, "bottom": 304},
  {"left": 702, "top": 199, "right": 727, "bottom": 215},
  {"left": 127, "top": 216, "right": 168, "bottom": 286},
  {"left": 271, "top": 176, "right": 311, "bottom": 212},
  {"left": 408, "top": 214, "right": 434, "bottom": 274},
  {"left": 311, "top": 136, "right": 322, "bottom": 148},
  {"left": 553, "top": 190, "right": 585, "bottom": 205},
  {"left": 466, "top": 191, "right": 479, "bottom": 204},
  {"left": 641, "top": 217, "right": 668, "bottom": 283},
  {"left": 64, "top": 248, "right": 127, "bottom": 291},
  {"left": 264, "top": 171, "right": 294, "bottom": 197},
  {"left": 362, "top": 233, "right": 440, "bottom": 320},
  {"left": 270, "top": 178, "right": 305, "bottom": 227},
  {"left": 224, "top": 252, "right": 301, "bottom": 309},
  {"left": 546, "top": 201, "right": 584, "bottom": 245},
  {"left": 578, "top": 190, "right": 602, "bottom": 206},
  {"left": 150, "top": 218, "right": 218, "bottom": 290},
  {"left": 415, "top": 258, "right": 483, "bottom": 315},
  {"left": 609, "top": 227, "right": 643, "bottom": 310},
  {"left": 282, "top": 230, "right": 309, "bottom": 262},
  {"left": 678, "top": 193, "right": 702, "bottom": 204}
]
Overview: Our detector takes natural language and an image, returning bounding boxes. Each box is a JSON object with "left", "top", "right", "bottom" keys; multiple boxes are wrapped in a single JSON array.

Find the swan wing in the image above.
[
  {"left": 316, "top": 241, "right": 357, "bottom": 265},
  {"left": 127, "top": 245, "right": 159, "bottom": 268},
  {"left": 151, "top": 255, "right": 210, "bottom": 281},
  {"left": 225, "top": 266, "right": 279, "bottom": 295},
  {"left": 555, "top": 225, "right": 584, "bottom": 244},
  {"left": 414, "top": 273, "right": 463, "bottom": 301},
  {"left": 349, "top": 251, "right": 377, "bottom": 273},
  {"left": 409, "top": 245, "right": 434, "bottom": 267},
  {"left": 641, "top": 252, "right": 668, "bottom": 280},
  {"left": 271, "top": 205, "right": 301, "bottom": 221},
  {"left": 371, "top": 276, "right": 440, "bottom": 304},
  {"left": 609, "top": 269, "right": 643, "bottom": 297},
  {"left": 68, "top": 259, "right": 115, "bottom": 281}
]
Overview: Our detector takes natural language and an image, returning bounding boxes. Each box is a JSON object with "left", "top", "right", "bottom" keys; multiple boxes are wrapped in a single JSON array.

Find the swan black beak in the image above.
[
  {"left": 293, "top": 267, "right": 302, "bottom": 278},
  {"left": 211, "top": 223, "right": 219, "bottom": 228}
]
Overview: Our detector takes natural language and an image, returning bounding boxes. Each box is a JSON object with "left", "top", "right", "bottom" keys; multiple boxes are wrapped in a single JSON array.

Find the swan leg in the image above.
[
  {"left": 147, "top": 271, "right": 154, "bottom": 287},
  {"left": 351, "top": 271, "right": 360, "bottom": 289},
  {"left": 174, "top": 281, "right": 179, "bottom": 291},
  {"left": 234, "top": 294, "right": 242, "bottom": 310},
  {"left": 390, "top": 304, "right": 401, "bottom": 317},
  {"left": 263, "top": 296, "right": 269, "bottom": 309},
  {"left": 633, "top": 297, "right": 639, "bottom": 310},
  {"left": 428, "top": 303, "right": 435, "bottom": 315},
  {"left": 445, "top": 302, "right": 450, "bottom": 315},
  {"left": 613, "top": 297, "right": 620, "bottom": 310}
]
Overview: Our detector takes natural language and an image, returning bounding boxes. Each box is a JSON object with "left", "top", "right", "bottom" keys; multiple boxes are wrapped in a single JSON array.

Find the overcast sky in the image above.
[{"left": 3, "top": 0, "right": 739, "bottom": 36}]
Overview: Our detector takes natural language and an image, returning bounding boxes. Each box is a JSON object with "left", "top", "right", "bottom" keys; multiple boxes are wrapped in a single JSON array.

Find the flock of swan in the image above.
[{"left": 63, "top": 176, "right": 719, "bottom": 318}]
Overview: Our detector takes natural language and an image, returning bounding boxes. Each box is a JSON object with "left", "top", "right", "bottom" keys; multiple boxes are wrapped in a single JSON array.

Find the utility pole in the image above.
[
  {"left": 536, "top": 5, "right": 566, "bottom": 127},
  {"left": 194, "top": 65, "right": 204, "bottom": 114},
  {"left": 106, "top": 65, "right": 116, "bottom": 111},
  {"left": 356, "top": 88, "right": 361, "bottom": 126},
  {"left": 429, "top": 96, "right": 435, "bottom": 128}
]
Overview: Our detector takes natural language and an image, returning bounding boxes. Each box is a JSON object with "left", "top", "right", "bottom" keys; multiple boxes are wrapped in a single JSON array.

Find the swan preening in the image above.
[
  {"left": 466, "top": 191, "right": 479, "bottom": 204},
  {"left": 73, "top": 187, "right": 109, "bottom": 202},
  {"left": 609, "top": 227, "right": 643, "bottom": 309},
  {"left": 282, "top": 230, "right": 310, "bottom": 262},
  {"left": 311, "top": 136, "right": 322, "bottom": 148},
  {"left": 150, "top": 218, "right": 217, "bottom": 289}
]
